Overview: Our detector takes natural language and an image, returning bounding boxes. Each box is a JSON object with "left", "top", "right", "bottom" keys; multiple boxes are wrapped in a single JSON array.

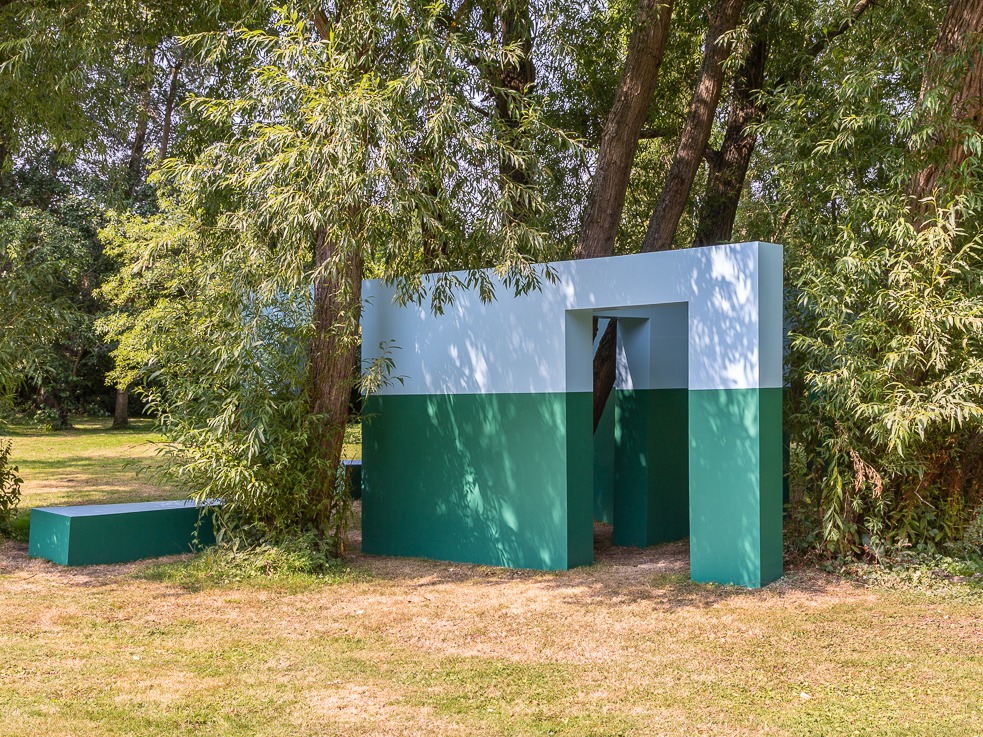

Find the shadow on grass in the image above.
[
  {"left": 0, "top": 418, "right": 158, "bottom": 438},
  {"left": 18, "top": 455, "right": 157, "bottom": 475},
  {"left": 348, "top": 522, "right": 846, "bottom": 612}
]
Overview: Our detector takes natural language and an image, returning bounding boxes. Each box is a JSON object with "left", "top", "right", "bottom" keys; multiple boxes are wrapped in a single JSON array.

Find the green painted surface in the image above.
[
  {"left": 27, "top": 511, "right": 71, "bottom": 565},
  {"left": 362, "top": 392, "right": 593, "bottom": 570},
  {"left": 28, "top": 502, "right": 217, "bottom": 566},
  {"left": 592, "top": 388, "right": 615, "bottom": 524},
  {"left": 688, "top": 388, "right": 783, "bottom": 587},
  {"left": 613, "top": 388, "right": 689, "bottom": 547},
  {"left": 343, "top": 460, "right": 362, "bottom": 500},
  {"left": 565, "top": 392, "right": 594, "bottom": 567}
]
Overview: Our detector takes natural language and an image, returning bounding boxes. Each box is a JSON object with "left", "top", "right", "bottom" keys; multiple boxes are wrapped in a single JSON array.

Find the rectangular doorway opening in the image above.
[{"left": 591, "top": 304, "right": 689, "bottom": 550}]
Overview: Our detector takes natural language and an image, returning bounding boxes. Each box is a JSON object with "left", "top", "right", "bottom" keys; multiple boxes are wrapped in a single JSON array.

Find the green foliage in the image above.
[
  {"left": 99, "top": 200, "right": 350, "bottom": 552},
  {"left": 0, "top": 439, "right": 23, "bottom": 538},
  {"left": 100, "top": 3, "right": 573, "bottom": 558},
  {"left": 140, "top": 533, "right": 365, "bottom": 591},
  {"left": 0, "top": 196, "right": 108, "bottom": 422},
  {"left": 751, "top": 0, "right": 983, "bottom": 557}
]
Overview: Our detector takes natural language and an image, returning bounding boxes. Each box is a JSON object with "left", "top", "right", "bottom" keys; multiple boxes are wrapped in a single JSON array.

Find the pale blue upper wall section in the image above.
[{"left": 362, "top": 242, "right": 783, "bottom": 395}]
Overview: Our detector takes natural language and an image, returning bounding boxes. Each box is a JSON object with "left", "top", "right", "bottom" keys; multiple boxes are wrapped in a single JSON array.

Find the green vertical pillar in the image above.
[
  {"left": 688, "top": 388, "right": 783, "bottom": 587},
  {"left": 566, "top": 391, "right": 595, "bottom": 567}
]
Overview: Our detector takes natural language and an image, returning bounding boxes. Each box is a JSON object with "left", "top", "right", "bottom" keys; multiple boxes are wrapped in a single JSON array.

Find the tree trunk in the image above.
[
  {"left": 641, "top": 0, "right": 745, "bottom": 253},
  {"left": 692, "top": 0, "right": 874, "bottom": 246},
  {"left": 475, "top": 0, "right": 536, "bottom": 219},
  {"left": 158, "top": 50, "right": 184, "bottom": 161},
  {"left": 693, "top": 35, "right": 767, "bottom": 247},
  {"left": 112, "top": 388, "right": 129, "bottom": 429},
  {"left": 909, "top": 0, "right": 983, "bottom": 208},
  {"left": 308, "top": 229, "right": 364, "bottom": 549},
  {"left": 575, "top": 0, "right": 675, "bottom": 259},
  {"left": 37, "top": 387, "right": 70, "bottom": 430},
  {"left": 126, "top": 47, "right": 156, "bottom": 200},
  {"left": 0, "top": 129, "right": 8, "bottom": 172},
  {"left": 593, "top": 320, "right": 618, "bottom": 431},
  {"left": 496, "top": 0, "right": 534, "bottom": 185}
]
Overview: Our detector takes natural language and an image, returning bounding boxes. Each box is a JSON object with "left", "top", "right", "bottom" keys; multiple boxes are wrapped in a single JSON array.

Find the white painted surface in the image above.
[{"left": 362, "top": 242, "right": 783, "bottom": 394}]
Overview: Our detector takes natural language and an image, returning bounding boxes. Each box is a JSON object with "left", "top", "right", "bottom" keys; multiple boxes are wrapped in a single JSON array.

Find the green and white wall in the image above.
[{"left": 361, "top": 242, "right": 783, "bottom": 587}]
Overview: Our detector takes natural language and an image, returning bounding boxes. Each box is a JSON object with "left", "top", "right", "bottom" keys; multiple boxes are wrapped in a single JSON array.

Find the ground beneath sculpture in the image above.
[{"left": 2, "top": 516, "right": 982, "bottom": 736}]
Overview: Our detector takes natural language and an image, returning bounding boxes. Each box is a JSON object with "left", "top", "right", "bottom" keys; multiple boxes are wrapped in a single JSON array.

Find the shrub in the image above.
[{"left": 0, "top": 439, "right": 23, "bottom": 538}]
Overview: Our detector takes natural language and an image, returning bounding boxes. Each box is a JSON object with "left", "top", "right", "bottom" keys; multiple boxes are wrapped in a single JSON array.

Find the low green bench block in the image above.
[
  {"left": 28, "top": 500, "right": 218, "bottom": 566},
  {"left": 342, "top": 460, "right": 362, "bottom": 500}
]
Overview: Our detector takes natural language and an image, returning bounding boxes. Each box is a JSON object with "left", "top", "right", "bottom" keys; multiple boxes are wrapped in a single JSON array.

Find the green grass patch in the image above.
[
  {"left": 0, "top": 416, "right": 175, "bottom": 510},
  {"left": 140, "top": 542, "right": 368, "bottom": 593},
  {"left": 7, "top": 510, "right": 30, "bottom": 543},
  {"left": 836, "top": 553, "right": 983, "bottom": 603}
]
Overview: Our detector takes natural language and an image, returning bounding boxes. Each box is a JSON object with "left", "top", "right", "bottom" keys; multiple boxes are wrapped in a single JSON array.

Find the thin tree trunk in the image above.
[
  {"left": 37, "top": 387, "right": 69, "bottom": 430},
  {"left": 158, "top": 50, "right": 184, "bottom": 161},
  {"left": 909, "top": 0, "right": 983, "bottom": 209},
  {"left": 641, "top": 0, "right": 745, "bottom": 253},
  {"left": 112, "top": 388, "right": 129, "bottom": 429},
  {"left": 126, "top": 48, "right": 156, "bottom": 200},
  {"left": 495, "top": 0, "right": 534, "bottom": 190},
  {"left": 0, "top": 129, "right": 8, "bottom": 172},
  {"left": 694, "top": 35, "right": 767, "bottom": 246},
  {"left": 308, "top": 9, "right": 368, "bottom": 552},
  {"left": 575, "top": 0, "right": 675, "bottom": 259}
]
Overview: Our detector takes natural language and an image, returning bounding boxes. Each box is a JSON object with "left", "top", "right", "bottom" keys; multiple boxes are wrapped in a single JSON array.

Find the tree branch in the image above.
[{"left": 808, "top": 0, "right": 875, "bottom": 58}]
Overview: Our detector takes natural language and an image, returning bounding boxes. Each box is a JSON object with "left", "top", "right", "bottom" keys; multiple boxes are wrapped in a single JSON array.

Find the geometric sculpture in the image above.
[
  {"left": 28, "top": 500, "right": 217, "bottom": 566},
  {"left": 361, "top": 242, "right": 783, "bottom": 587}
]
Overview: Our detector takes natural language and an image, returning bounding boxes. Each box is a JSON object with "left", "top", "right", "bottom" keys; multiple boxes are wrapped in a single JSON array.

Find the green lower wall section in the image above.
[
  {"left": 362, "top": 392, "right": 592, "bottom": 570},
  {"left": 688, "top": 387, "right": 783, "bottom": 587},
  {"left": 613, "top": 388, "right": 689, "bottom": 547},
  {"left": 363, "top": 387, "right": 782, "bottom": 585}
]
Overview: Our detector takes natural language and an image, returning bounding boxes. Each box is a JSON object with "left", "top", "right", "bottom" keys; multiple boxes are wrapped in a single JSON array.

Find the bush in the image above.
[
  {"left": 0, "top": 439, "right": 23, "bottom": 538},
  {"left": 141, "top": 532, "right": 365, "bottom": 591}
]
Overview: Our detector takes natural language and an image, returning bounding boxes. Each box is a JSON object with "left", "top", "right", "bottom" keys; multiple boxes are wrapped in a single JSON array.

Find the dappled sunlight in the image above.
[{"left": 361, "top": 243, "right": 784, "bottom": 584}]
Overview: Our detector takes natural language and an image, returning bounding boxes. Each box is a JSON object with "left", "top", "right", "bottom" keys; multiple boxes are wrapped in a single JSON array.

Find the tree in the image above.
[
  {"left": 0, "top": 192, "right": 105, "bottom": 427},
  {"left": 640, "top": 0, "right": 745, "bottom": 253},
  {"left": 0, "top": 0, "right": 253, "bottom": 427},
  {"left": 754, "top": 0, "right": 983, "bottom": 555},
  {"left": 575, "top": 0, "right": 675, "bottom": 260},
  {"left": 101, "top": 3, "right": 568, "bottom": 553}
]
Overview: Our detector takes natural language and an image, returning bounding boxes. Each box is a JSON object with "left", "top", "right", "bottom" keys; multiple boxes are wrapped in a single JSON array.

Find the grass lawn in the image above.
[
  {"left": 0, "top": 416, "right": 363, "bottom": 512},
  {"left": 1, "top": 417, "right": 176, "bottom": 510},
  {"left": 0, "top": 420, "right": 981, "bottom": 736}
]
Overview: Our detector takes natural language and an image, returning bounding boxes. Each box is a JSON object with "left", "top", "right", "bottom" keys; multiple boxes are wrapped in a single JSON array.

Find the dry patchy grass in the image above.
[
  {"left": 1, "top": 420, "right": 980, "bottom": 736},
  {"left": 1, "top": 526, "right": 981, "bottom": 737}
]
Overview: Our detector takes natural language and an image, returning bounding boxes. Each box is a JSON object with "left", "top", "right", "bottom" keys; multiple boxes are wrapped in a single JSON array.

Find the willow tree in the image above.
[
  {"left": 752, "top": 0, "right": 983, "bottom": 556},
  {"left": 101, "top": 2, "right": 567, "bottom": 554}
]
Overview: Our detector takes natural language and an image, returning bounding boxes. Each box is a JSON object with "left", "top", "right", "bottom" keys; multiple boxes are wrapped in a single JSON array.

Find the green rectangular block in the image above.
[
  {"left": 688, "top": 388, "right": 783, "bottom": 587},
  {"left": 28, "top": 500, "right": 218, "bottom": 566}
]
